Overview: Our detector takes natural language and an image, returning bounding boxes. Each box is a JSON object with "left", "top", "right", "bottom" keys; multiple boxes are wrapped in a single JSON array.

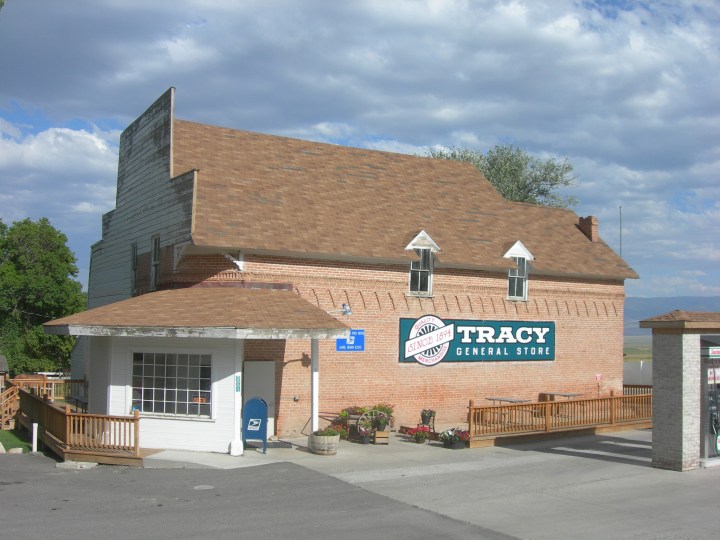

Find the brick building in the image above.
[{"left": 46, "top": 89, "right": 637, "bottom": 454}]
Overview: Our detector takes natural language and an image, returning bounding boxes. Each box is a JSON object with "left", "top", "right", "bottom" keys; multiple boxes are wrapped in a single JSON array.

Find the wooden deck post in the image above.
[
  {"left": 133, "top": 410, "right": 140, "bottom": 457},
  {"left": 64, "top": 405, "right": 71, "bottom": 446},
  {"left": 469, "top": 400, "right": 475, "bottom": 436},
  {"left": 544, "top": 401, "right": 551, "bottom": 431}
]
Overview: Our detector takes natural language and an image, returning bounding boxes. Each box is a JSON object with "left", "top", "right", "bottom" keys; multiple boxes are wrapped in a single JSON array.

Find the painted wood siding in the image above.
[
  {"left": 87, "top": 337, "right": 111, "bottom": 415},
  {"left": 86, "top": 89, "right": 194, "bottom": 309},
  {"left": 107, "top": 337, "right": 239, "bottom": 454}
]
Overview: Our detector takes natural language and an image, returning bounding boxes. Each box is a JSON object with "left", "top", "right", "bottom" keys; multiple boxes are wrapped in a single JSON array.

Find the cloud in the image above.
[
  {"left": 0, "top": 0, "right": 717, "bottom": 296},
  {"left": 0, "top": 120, "right": 119, "bottom": 282}
]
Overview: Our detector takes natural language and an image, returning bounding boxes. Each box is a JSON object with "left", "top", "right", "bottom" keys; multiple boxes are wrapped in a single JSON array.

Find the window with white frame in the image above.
[
  {"left": 405, "top": 230, "right": 440, "bottom": 296},
  {"left": 507, "top": 256, "right": 528, "bottom": 300},
  {"left": 132, "top": 353, "right": 212, "bottom": 417},
  {"left": 410, "top": 248, "right": 433, "bottom": 294},
  {"left": 504, "top": 240, "right": 534, "bottom": 301}
]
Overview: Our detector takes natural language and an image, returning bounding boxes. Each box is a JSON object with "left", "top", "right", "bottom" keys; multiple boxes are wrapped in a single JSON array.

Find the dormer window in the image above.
[
  {"left": 406, "top": 230, "right": 440, "bottom": 296},
  {"left": 504, "top": 240, "right": 534, "bottom": 301},
  {"left": 508, "top": 256, "right": 528, "bottom": 300},
  {"left": 410, "top": 248, "right": 432, "bottom": 294}
]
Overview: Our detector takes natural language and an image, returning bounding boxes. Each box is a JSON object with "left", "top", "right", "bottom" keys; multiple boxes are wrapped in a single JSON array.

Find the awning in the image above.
[{"left": 44, "top": 287, "right": 349, "bottom": 340}]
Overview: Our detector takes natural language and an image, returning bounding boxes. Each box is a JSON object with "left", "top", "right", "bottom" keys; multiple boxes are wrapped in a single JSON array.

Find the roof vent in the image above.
[{"left": 578, "top": 216, "right": 598, "bottom": 243}]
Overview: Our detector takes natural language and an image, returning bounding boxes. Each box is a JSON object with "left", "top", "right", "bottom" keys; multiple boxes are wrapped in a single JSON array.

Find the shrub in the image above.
[{"left": 313, "top": 426, "right": 340, "bottom": 437}]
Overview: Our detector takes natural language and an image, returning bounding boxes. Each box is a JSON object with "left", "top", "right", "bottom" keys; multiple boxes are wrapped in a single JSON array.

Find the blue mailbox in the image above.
[{"left": 242, "top": 397, "right": 268, "bottom": 454}]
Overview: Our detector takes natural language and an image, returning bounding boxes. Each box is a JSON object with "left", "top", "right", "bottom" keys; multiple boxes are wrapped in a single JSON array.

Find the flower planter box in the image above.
[{"left": 374, "top": 430, "right": 390, "bottom": 445}]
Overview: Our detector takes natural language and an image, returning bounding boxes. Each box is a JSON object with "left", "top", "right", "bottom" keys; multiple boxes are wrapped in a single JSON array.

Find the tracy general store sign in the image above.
[{"left": 399, "top": 315, "right": 555, "bottom": 366}]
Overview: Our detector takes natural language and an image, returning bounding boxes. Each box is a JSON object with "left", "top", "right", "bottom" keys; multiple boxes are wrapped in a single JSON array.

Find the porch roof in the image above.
[{"left": 44, "top": 287, "right": 350, "bottom": 340}]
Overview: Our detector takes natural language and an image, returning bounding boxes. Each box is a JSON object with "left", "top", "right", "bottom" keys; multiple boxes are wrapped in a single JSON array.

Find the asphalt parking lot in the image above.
[{"left": 2, "top": 429, "right": 720, "bottom": 540}]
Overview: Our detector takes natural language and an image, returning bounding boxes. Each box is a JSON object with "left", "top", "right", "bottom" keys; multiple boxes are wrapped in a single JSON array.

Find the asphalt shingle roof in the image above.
[
  {"left": 173, "top": 120, "right": 638, "bottom": 280},
  {"left": 640, "top": 310, "right": 720, "bottom": 329},
  {"left": 44, "top": 288, "right": 348, "bottom": 338}
]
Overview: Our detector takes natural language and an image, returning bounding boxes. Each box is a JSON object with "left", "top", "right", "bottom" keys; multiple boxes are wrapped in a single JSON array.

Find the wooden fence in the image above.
[
  {"left": 1, "top": 377, "right": 89, "bottom": 431},
  {"left": 10, "top": 377, "right": 88, "bottom": 404},
  {"left": 623, "top": 384, "right": 653, "bottom": 396},
  {"left": 18, "top": 389, "right": 141, "bottom": 463},
  {"left": 469, "top": 393, "right": 652, "bottom": 439}
]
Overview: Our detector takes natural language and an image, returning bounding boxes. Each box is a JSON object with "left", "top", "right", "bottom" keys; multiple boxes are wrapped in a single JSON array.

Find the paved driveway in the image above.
[{"left": 3, "top": 430, "right": 720, "bottom": 539}]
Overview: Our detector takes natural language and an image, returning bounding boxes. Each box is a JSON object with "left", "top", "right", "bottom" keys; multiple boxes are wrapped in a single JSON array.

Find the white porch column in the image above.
[
  {"left": 230, "top": 340, "right": 245, "bottom": 456},
  {"left": 311, "top": 338, "right": 319, "bottom": 433}
]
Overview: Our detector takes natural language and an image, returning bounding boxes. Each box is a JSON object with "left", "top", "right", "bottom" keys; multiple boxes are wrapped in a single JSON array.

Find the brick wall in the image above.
[{"left": 175, "top": 252, "right": 626, "bottom": 437}]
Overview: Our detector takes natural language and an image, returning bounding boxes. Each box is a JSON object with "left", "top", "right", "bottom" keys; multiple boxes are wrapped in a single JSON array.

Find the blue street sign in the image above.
[{"left": 336, "top": 329, "right": 365, "bottom": 352}]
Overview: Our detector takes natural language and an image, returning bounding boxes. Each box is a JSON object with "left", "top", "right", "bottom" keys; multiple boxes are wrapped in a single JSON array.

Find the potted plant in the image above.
[
  {"left": 420, "top": 408, "right": 435, "bottom": 426},
  {"left": 438, "top": 427, "right": 469, "bottom": 449},
  {"left": 357, "top": 417, "right": 374, "bottom": 444},
  {"left": 407, "top": 425, "right": 430, "bottom": 443},
  {"left": 374, "top": 411, "right": 391, "bottom": 432},
  {"left": 373, "top": 403, "right": 394, "bottom": 428},
  {"left": 308, "top": 426, "right": 341, "bottom": 455}
]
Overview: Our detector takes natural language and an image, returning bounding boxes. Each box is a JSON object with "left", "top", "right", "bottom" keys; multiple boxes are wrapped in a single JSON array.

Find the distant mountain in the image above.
[{"left": 624, "top": 296, "right": 720, "bottom": 336}]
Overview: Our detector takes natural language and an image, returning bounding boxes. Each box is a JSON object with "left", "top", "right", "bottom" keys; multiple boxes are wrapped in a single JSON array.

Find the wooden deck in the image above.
[
  {"left": 467, "top": 392, "right": 652, "bottom": 448},
  {"left": 16, "top": 388, "right": 146, "bottom": 467}
]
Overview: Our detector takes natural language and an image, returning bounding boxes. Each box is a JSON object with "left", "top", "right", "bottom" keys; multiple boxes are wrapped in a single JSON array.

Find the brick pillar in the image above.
[{"left": 651, "top": 332, "right": 701, "bottom": 471}]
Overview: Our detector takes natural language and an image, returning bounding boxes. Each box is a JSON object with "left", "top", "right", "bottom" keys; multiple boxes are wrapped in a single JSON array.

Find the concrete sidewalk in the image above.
[{"left": 144, "top": 429, "right": 720, "bottom": 539}]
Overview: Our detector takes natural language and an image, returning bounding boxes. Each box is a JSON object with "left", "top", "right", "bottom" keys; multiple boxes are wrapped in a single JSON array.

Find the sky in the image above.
[{"left": 0, "top": 1, "right": 717, "bottom": 298}]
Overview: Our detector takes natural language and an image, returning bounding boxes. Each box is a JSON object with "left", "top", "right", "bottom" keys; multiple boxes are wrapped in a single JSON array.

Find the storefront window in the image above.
[{"left": 132, "top": 352, "right": 212, "bottom": 417}]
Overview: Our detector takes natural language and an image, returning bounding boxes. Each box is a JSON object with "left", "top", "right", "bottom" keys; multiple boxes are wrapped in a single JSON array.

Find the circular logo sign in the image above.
[{"left": 407, "top": 315, "right": 451, "bottom": 366}]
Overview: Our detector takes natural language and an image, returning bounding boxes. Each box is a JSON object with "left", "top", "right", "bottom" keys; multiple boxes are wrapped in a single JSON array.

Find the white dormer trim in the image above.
[
  {"left": 405, "top": 230, "right": 441, "bottom": 253},
  {"left": 503, "top": 240, "right": 534, "bottom": 261}
]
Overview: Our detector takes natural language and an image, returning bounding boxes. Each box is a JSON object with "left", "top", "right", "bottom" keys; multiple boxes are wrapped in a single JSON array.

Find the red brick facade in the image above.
[{"left": 161, "top": 252, "right": 625, "bottom": 437}]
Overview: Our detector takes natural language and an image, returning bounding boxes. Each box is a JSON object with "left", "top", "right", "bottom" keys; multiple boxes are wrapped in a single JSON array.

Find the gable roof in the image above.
[
  {"left": 44, "top": 288, "right": 349, "bottom": 340},
  {"left": 172, "top": 118, "right": 637, "bottom": 281},
  {"left": 640, "top": 310, "right": 720, "bottom": 330}
]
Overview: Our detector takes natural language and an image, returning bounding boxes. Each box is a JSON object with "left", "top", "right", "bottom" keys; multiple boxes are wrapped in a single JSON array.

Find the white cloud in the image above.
[
  {"left": 0, "top": 121, "right": 119, "bottom": 286},
  {"left": 0, "top": 0, "right": 717, "bottom": 296}
]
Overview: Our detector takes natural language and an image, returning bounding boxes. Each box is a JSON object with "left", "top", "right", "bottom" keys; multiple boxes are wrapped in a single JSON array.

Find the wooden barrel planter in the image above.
[{"left": 308, "top": 432, "right": 340, "bottom": 455}]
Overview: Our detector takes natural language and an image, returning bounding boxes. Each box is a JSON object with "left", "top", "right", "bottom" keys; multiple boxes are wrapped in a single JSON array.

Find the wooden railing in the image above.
[
  {"left": 19, "top": 389, "right": 140, "bottom": 458},
  {"left": 1, "top": 384, "right": 19, "bottom": 430},
  {"left": 468, "top": 393, "right": 652, "bottom": 438},
  {"left": 10, "top": 377, "right": 88, "bottom": 402},
  {"left": 623, "top": 384, "right": 653, "bottom": 396}
]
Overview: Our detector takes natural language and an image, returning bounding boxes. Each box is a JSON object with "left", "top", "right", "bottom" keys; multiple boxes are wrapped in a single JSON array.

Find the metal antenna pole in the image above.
[{"left": 619, "top": 206, "right": 623, "bottom": 257}]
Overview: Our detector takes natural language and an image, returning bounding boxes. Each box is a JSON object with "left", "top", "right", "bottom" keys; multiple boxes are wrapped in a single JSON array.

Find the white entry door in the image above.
[{"left": 243, "top": 361, "right": 276, "bottom": 436}]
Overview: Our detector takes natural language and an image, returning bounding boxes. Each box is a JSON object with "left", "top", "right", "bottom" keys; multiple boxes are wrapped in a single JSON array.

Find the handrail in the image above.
[
  {"left": 623, "top": 384, "right": 653, "bottom": 395},
  {"left": 469, "top": 393, "right": 652, "bottom": 438},
  {"left": 9, "top": 377, "right": 88, "bottom": 402},
  {"left": 1, "top": 384, "right": 20, "bottom": 430},
  {"left": 18, "top": 389, "right": 140, "bottom": 457}
]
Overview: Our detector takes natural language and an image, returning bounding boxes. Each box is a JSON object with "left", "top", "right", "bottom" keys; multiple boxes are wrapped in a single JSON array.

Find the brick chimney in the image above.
[{"left": 578, "top": 216, "right": 598, "bottom": 242}]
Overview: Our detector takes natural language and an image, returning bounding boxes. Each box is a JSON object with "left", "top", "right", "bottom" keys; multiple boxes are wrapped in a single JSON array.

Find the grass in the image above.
[
  {"left": 624, "top": 335, "right": 652, "bottom": 362},
  {"left": 0, "top": 428, "right": 31, "bottom": 453}
]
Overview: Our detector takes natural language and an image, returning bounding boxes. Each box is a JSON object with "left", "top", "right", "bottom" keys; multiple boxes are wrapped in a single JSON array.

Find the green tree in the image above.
[
  {"left": 0, "top": 218, "right": 86, "bottom": 374},
  {"left": 428, "top": 144, "right": 577, "bottom": 209}
]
